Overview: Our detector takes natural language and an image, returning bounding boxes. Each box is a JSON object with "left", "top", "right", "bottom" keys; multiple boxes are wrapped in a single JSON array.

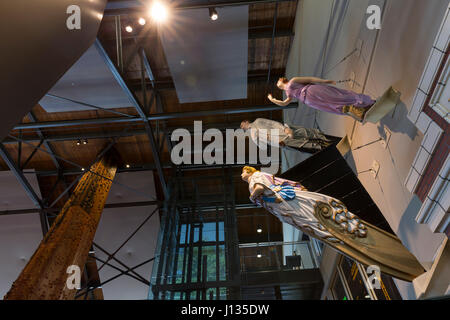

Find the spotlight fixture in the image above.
[
  {"left": 138, "top": 17, "right": 146, "bottom": 25},
  {"left": 256, "top": 227, "right": 262, "bottom": 233},
  {"left": 81, "top": 168, "right": 85, "bottom": 171},
  {"left": 125, "top": 25, "right": 133, "bottom": 33},
  {"left": 76, "top": 139, "right": 81, "bottom": 146},
  {"left": 151, "top": 1, "right": 168, "bottom": 23},
  {"left": 256, "top": 253, "right": 262, "bottom": 258},
  {"left": 83, "top": 139, "right": 88, "bottom": 145},
  {"left": 209, "top": 7, "right": 218, "bottom": 21},
  {"left": 126, "top": 164, "right": 130, "bottom": 168}
]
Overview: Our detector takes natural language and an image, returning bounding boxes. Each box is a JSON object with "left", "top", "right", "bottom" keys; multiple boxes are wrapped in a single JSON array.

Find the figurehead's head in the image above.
[
  {"left": 241, "top": 166, "right": 258, "bottom": 182},
  {"left": 277, "top": 77, "right": 289, "bottom": 90},
  {"left": 240, "top": 120, "right": 250, "bottom": 130}
]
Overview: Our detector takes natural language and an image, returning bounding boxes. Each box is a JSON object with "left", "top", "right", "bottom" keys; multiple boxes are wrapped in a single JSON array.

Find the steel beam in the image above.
[
  {"left": 95, "top": 38, "right": 168, "bottom": 197},
  {"left": 127, "top": 68, "right": 287, "bottom": 91},
  {"left": 13, "top": 103, "right": 296, "bottom": 130},
  {"left": 104, "top": 0, "right": 297, "bottom": 15},
  {"left": 25, "top": 162, "right": 256, "bottom": 178},
  {"left": 45, "top": 94, "right": 135, "bottom": 118},
  {"left": 115, "top": 27, "right": 293, "bottom": 42},
  {"left": 5, "top": 122, "right": 244, "bottom": 144},
  {"left": 267, "top": 1, "right": 279, "bottom": 83},
  {"left": 141, "top": 48, "right": 173, "bottom": 156},
  {"left": 0, "top": 143, "right": 48, "bottom": 235},
  {"left": 28, "top": 111, "right": 62, "bottom": 170}
]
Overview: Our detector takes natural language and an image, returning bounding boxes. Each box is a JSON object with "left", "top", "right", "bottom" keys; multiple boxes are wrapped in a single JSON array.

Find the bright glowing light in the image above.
[
  {"left": 138, "top": 17, "right": 146, "bottom": 25},
  {"left": 257, "top": 254, "right": 262, "bottom": 258},
  {"left": 209, "top": 8, "right": 218, "bottom": 21},
  {"left": 81, "top": 168, "right": 85, "bottom": 171},
  {"left": 256, "top": 228, "right": 262, "bottom": 233},
  {"left": 151, "top": 2, "right": 168, "bottom": 23},
  {"left": 126, "top": 164, "right": 130, "bottom": 168},
  {"left": 125, "top": 25, "right": 133, "bottom": 33}
]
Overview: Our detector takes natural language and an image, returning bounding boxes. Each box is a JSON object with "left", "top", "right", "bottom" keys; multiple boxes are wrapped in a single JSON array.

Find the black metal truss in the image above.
[{"left": 0, "top": 143, "right": 48, "bottom": 235}]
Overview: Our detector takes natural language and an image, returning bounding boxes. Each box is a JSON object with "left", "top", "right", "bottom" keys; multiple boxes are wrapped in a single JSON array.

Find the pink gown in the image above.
[{"left": 285, "top": 80, "right": 375, "bottom": 115}]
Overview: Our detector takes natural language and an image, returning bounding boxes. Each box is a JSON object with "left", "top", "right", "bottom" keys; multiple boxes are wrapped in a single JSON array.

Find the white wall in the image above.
[{"left": 0, "top": 171, "right": 43, "bottom": 298}]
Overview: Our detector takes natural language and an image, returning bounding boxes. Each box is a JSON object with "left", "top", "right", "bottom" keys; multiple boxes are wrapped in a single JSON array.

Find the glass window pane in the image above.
[
  {"left": 218, "top": 222, "right": 225, "bottom": 241},
  {"left": 219, "top": 287, "right": 227, "bottom": 300},
  {"left": 175, "top": 248, "right": 184, "bottom": 284},
  {"left": 194, "top": 228, "right": 200, "bottom": 243},
  {"left": 192, "top": 247, "right": 198, "bottom": 282},
  {"left": 202, "top": 222, "right": 216, "bottom": 241},
  {"left": 172, "top": 292, "right": 181, "bottom": 300},
  {"left": 206, "top": 288, "right": 216, "bottom": 300},
  {"left": 201, "top": 246, "right": 217, "bottom": 281},
  {"left": 180, "top": 224, "right": 186, "bottom": 244},
  {"left": 219, "top": 245, "right": 226, "bottom": 280}
]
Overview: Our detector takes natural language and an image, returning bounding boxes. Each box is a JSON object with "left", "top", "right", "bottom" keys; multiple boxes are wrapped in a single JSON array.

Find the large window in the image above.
[{"left": 170, "top": 219, "right": 227, "bottom": 300}]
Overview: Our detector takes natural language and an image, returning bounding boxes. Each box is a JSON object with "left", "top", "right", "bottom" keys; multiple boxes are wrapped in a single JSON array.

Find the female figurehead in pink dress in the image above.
[{"left": 268, "top": 77, "right": 375, "bottom": 122}]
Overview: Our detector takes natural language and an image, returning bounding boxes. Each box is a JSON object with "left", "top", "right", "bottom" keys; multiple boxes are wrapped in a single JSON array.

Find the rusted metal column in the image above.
[{"left": 4, "top": 152, "right": 118, "bottom": 300}]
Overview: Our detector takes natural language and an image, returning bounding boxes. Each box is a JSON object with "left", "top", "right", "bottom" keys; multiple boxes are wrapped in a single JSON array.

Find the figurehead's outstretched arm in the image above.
[
  {"left": 267, "top": 94, "right": 292, "bottom": 106},
  {"left": 291, "top": 76, "right": 336, "bottom": 85}
]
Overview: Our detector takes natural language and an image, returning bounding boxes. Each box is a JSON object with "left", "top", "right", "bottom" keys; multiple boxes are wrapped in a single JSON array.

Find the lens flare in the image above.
[{"left": 151, "top": 2, "right": 168, "bottom": 23}]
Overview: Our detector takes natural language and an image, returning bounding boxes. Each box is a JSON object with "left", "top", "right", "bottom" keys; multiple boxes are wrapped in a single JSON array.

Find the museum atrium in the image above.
[{"left": 0, "top": 0, "right": 448, "bottom": 300}]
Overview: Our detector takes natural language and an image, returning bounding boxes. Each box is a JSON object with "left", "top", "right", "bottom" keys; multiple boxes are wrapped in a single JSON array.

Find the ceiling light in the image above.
[
  {"left": 138, "top": 17, "right": 146, "bottom": 25},
  {"left": 81, "top": 168, "right": 85, "bottom": 171},
  {"left": 126, "top": 164, "right": 130, "bottom": 168},
  {"left": 256, "top": 253, "right": 262, "bottom": 258},
  {"left": 209, "top": 7, "right": 218, "bottom": 21},
  {"left": 125, "top": 25, "right": 133, "bottom": 33},
  {"left": 256, "top": 227, "right": 262, "bottom": 233},
  {"left": 151, "top": 2, "right": 168, "bottom": 23},
  {"left": 76, "top": 139, "right": 81, "bottom": 146},
  {"left": 83, "top": 139, "right": 88, "bottom": 145}
]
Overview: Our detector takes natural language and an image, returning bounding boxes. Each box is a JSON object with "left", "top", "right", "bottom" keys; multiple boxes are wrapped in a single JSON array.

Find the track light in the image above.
[
  {"left": 126, "top": 164, "right": 130, "bottom": 168},
  {"left": 209, "top": 7, "right": 218, "bottom": 21},
  {"left": 83, "top": 139, "right": 88, "bottom": 145},
  {"left": 138, "top": 17, "right": 146, "bottom": 25},
  {"left": 256, "top": 227, "right": 262, "bottom": 233},
  {"left": 257, "top": 252, "right": 262, "bottom": 258},
  {"left": 81, "top": 168, "right": 85, "bottom": 171},
  {"left": 125, "top": 25, "right": 133, "bottom": 33},
  {"left": 76, "top": 139, "right": 81, "bottom": 146}
]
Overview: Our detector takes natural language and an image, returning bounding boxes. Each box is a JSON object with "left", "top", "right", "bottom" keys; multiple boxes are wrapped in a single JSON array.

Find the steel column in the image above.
[{"left": 95, "top": 38, "right": 168, "bottom": 198}]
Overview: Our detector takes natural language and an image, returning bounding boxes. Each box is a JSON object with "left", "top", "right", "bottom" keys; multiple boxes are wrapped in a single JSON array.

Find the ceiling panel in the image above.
[
  {"left": 39, "top": 45, "right": 132, "bottom": 112},
  {"left": 160, "top": 6, "right": 248, "bottom": 103}
]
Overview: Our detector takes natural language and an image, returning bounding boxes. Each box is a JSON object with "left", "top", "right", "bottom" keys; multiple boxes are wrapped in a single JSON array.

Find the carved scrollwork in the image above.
[{"left": 315, "top": 200, "right": 368, "bottom": 238}]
